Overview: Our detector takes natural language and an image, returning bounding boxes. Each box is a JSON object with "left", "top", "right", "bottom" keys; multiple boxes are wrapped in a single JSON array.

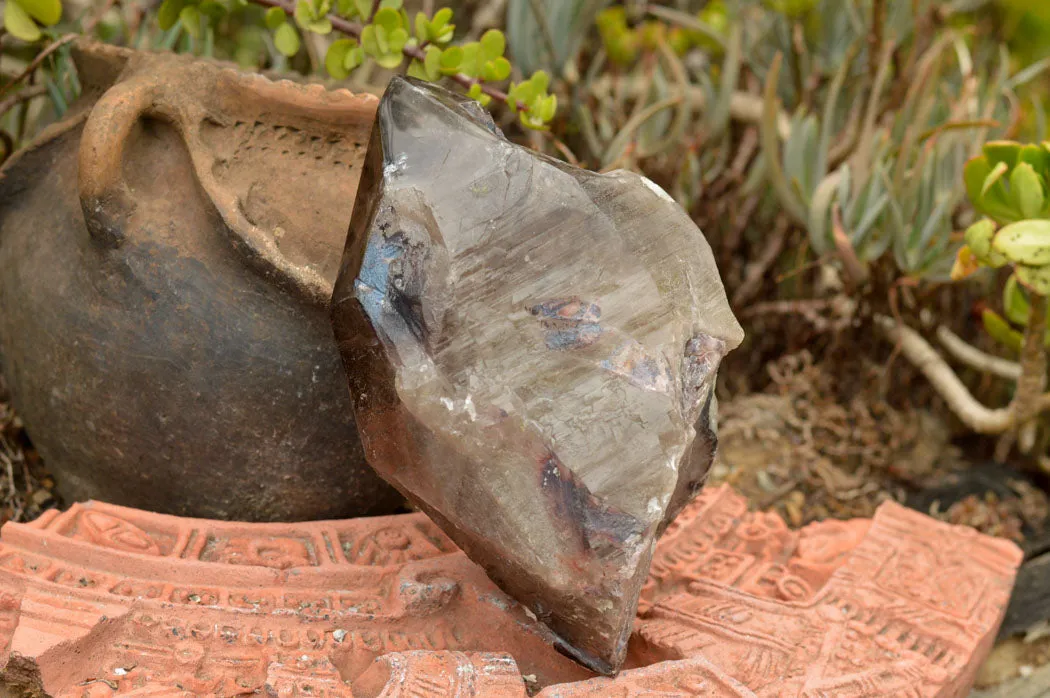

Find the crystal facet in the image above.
[{"left": 331, "top": 77, "right": 744, "bottom": 674}]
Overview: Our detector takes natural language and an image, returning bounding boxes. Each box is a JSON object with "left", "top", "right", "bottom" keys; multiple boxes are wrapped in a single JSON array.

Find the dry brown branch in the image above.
[
  {"left": 742, "top": 298, "right": 854, "bottom": 333},
  {"left": 732, "top": 216, "right": 789, "bottom": 307},
  {"left": 0, "top": 34, "right": 76, "bottom": 103},
  {"left": 0, "top": 84, "right": 45, "bottom": 120},
  {"left": 876, "top": 315, "right": 1014, "bottom": 433},
  {"left": 879, "top": 304, "right": 1050, "bottom": 446}
]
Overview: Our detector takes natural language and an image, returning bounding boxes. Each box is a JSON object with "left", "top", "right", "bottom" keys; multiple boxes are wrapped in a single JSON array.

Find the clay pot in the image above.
[{"left": 0, "top": 43, "right": 403, "bottom": 521}]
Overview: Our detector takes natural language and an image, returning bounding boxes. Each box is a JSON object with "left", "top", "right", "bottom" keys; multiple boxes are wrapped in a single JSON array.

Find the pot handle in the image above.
[
  {"left": 77, "top": 74, "right": 161, "bottom": 250},
  {"left": 76, "top": 55, "right": 376, "bottom": 306}
]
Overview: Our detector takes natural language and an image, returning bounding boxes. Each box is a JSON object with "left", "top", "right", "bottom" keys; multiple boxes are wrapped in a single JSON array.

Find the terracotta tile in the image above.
[{"left": 0, "top": 487, "right": 1020, "bottom": 697}]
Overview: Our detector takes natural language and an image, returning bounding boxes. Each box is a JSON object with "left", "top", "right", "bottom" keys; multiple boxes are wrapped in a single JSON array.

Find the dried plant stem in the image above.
[
  {"left": 878, "top": 300, "right": 1050, "bottom": 442},
  {"left": 0, "top": 34, "right": 76, "bottom": 102},
  {"left": 876, "top": 315, "right": 1013, "bottom": 433},
  {"left": 732, "top": 216, "right": 788, "bottom": 307},
  {"left": 936, "top": 325, "right": 1021, "bottom": 381}
]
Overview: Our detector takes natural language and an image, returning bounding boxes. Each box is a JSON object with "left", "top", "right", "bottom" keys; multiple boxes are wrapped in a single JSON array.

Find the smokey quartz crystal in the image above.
[{"left": 331, "top": 77, "right": 743, "bottom": 674}]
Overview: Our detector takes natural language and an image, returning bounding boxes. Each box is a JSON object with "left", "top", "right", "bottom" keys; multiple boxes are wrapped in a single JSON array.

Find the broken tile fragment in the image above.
[{"left": 0, "top": 487, "right": 1019, "bottom": 695}]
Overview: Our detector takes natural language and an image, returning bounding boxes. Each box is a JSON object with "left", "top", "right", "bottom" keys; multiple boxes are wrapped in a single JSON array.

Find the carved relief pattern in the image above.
[
  {"left": 0, "top": 487, "right": 1020, "bottom": 696},
  {"left": 632, "top": 491, "right": 1021, "bottom": 698}
]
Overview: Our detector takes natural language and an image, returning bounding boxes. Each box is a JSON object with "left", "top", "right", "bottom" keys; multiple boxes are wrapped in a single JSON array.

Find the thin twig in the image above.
[
  {"left": 733, "top": 216, "right": 789, "bottom": 307},
  {"left": 0, "top": 84, "right": 45, "bottom": 119},
  {"left": 720, "top": 191, "right": 759, "bottom": 258},
  {"left": 0, "top": 34, "right": 76, "bottom": 102}
]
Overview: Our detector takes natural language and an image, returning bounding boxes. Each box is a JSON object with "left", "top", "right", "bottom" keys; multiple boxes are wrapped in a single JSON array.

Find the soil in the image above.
[
  {"left": 712, "top": 350, "right": 1049, "bottom": 542},
  {"left": 0, "top": 380, "right": 57, "bottom": 525}
]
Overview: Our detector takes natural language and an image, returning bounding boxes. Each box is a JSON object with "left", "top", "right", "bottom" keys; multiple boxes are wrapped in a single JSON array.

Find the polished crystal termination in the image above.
[{"left": 331, "top": 77, "right": 744, "bottom": 675}]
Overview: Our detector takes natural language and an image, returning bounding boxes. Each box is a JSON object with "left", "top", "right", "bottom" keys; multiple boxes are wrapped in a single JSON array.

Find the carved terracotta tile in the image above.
[
  {"left": 352, "top": 651, "right": 527, "bottom": 697},
  {"left": 0, "top": 502, "right": 589, "bottom": 696},
  {"left": 0, "top": 486, "right": 1021, "bottom": 697}
]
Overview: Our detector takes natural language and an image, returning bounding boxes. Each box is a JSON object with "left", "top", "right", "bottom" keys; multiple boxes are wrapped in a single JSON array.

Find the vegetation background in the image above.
[{"left": 2, "top": 0, "right": 1050, "bottom": 689}]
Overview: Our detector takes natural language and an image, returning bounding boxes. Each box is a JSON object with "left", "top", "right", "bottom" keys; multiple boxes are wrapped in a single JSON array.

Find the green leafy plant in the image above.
[
  {"left": 3, "top": 0, "right": 61, "bottom": 41},
  {"left": 878, "top": 140, "right": 1050, "bottom": 460},
  {"left": 151, "top": 0, "right": 555, "bottom": 129}
]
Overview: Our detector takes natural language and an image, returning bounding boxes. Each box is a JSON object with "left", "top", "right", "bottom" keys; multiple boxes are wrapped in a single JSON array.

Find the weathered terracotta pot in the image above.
[{"left": 0, "top": 43, "right": 403, "bottom": 521}]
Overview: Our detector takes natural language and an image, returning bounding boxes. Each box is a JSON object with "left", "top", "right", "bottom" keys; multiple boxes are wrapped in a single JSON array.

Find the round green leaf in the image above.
[
  {"left": 344, "top": 45, "right": 363, "bottom": 70},
  {"left": 306, "top": 16, "right": 332, "bottom": 33},
  {"left": 1010, "top": 162, "right": 1046, "bottom": 219},
  {"left": 199, "top": 1, "right": 225, "bottom": 21},
  {"left": 17, "top": 0, "right": 59, "bottom": 27},
  {"left": 158, "top": 0, "right": 185, "bottom": 30},
  {"left": 530, "top": 70, "right": 550, "bottom": 93},
  {"left": 1019, "top": 144, "right": 1050, "bottom": 176},
  {"left": 992, "top": 219, "right": 1050, "bottom": 266},
  {"left": 459, "top": 42, "right": 481, "bottom": 76},
  {"left": 479, "top": 28, "right": 505, "bottom": 59},
  {"left": 984, "top": 141, "right": 1022, "bottom": 170},
  {"left": 431, "top": 7, "right": 451, "bottom": 26},
  {"left": 373, "top": 25, "right": 390, "bottom": 53},
  {"left": 18, "top": 0, "right": 57, "bottom": 26},
  {"left": 439, "top": 45, "right": 462, "bottom": 72},
  {"left": 325, "top": 38, "right": 355, "bottom": 78},
  {"left": 406, "top": 60, "right": 428, "bottom": 80},
  {"left": 423, "top": 44, "right": 441, "bottom": 78},
  {"left": 1003, "top": 274, "right": 1031, "bottom": 326},
  {"left": 982, "top": 309, "right": 1024, "bottom": 352},
  {"left": 388, "top": 26, "right": 407, "bottom": 51},
  {"left": 294, "top": 0, "right": 312, "bottom": 23},
  {"left": 1015, "top": 263, "right": 1050, "bottom": 296},
  {"left": 264, "top": 6, "right": 286, "bottom": 29},
  {"left": 981, "top": 161, "right": 1009, "bottom": 199},
  {"left": 4, "top": 0, "right": 40, "bottom": 40},
  {"left": 373, "top": 7, "right": 400, "bottom": 31},
  {"left": 179, "top": 4, "right": 202, "bottom": 39},
  {"left": 361, "top": 24, "right": 379, "bottom": 54},
  {"left": 964, "top": 218, "right": 996, "bottom": 259},
  {"left": 373, "top": 49, "right": 403, "bottom": 69},
  {"left": 274, "top": 20, "right": 300, "bottom": 56},
  {"left": 485, "top": 56, "right": 510, "bottom": 81},
  {"left": 537, "top": 93, "right": 557, "bottom": 122},
  {"left": 414, "top": 11, "right": 427, "bottom": 40}
]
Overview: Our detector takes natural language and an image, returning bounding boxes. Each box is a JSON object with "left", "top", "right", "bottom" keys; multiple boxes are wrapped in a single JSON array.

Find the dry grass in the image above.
[
  {"left": 0, "top": 382, "right": 57, "bottom": 524},
  {"left": 712, "top": 350, "right": 1048, "bottom": 544}
]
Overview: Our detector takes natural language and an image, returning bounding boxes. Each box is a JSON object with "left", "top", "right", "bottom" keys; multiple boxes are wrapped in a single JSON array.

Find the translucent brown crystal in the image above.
[{"left": 331, "top": 77, "right": 744, "bottom": 674}]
